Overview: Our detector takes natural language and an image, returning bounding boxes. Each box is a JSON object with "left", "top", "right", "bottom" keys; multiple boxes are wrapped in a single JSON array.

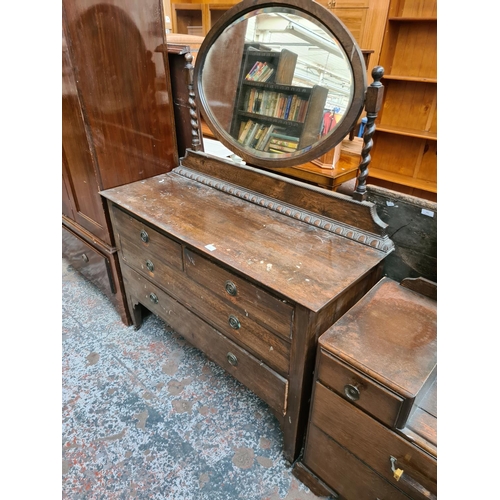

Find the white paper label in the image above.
[
  {"left": 205, "top": 244, "right": 216, "bottom": 251},
  {"left": 421, "top": 209, "right": 434, "bottom": 217}
]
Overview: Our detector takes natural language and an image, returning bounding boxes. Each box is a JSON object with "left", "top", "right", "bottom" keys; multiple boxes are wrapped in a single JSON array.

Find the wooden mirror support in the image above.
[{"left": 353, "top": 66, "right": 384, "bottom": 201}]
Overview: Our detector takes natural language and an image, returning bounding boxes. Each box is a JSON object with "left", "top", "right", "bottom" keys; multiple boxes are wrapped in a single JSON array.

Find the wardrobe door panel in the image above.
[
  {"left": 62, "top": 28, "right": 109, "bottom": 243},
  {"left": 62, "top": 0, "right": 178, "bottom": 190}
]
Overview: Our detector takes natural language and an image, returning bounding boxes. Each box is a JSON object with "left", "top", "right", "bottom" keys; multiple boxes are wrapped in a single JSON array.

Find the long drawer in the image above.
[
  {"left": 118, "top": 236, "right": 290, "bottom": 375},
  {"left": 304, "top": 424, "right": 410, "bottom": 500},
  {"left": 122, "top": 265, "right": 288, "bottom": 416},
  {"left": 184, "top": 248, "right": 294, "bottom": 341},
  {"left": 62, "top": 226, "right": 115, "bottom": 297},
  {"left": 310, "top": 381, "right": 437, "bottom": 499}
]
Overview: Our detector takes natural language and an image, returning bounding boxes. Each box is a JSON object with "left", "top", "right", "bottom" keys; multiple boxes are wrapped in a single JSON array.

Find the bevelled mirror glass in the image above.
[{"left": 194, "top": 0, "right": 367, "bottom": 168}]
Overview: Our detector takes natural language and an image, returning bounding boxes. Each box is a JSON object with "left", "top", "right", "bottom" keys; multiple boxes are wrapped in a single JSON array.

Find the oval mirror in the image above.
[{"left": 194, "top": 0, "right": 367, "bottom": 168}]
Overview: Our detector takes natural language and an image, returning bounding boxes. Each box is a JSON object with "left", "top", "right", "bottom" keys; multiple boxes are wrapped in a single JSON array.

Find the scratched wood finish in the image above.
[
  {"left": 101, "top": 172, "right": 387, "bottom": 312},
  {"left": 303, "top": 424, "right": 411, "bottom": 500},
  {"left": 319, "top": 277, "right": 437, "bottom": 428},
  {"left": 118, "top": 237, "right": 291, "bottom": 376},
  {"left": 184, "top": 248, "right": 293, "bottom": 340},
  {"left": 317, "top": 349, "right": 404, "bottom": 428},
  {"left": 112, "top": 206, "right": 183, "bottom": 271},
  {"left": 62, "top": 216, "right": 130, "bottom": 324},
  {"left": 122, "top": 265, "right": 288, "bottom": 418},
  {"left": 63, "top": 0, "right": 178, "bottom": 189},
  {"left": 400, "top": 378, "right": 437, "bottom": 457},
  {"left": 103, "top": 168, "right": 388, "bottom": 461},
  {"left": 62, "top": 226, "right": 114, "bottom": 299},
  {"left": 181, "top": 150, "right": 388, "bottom": 235},
  {"left": 310, "top": 382, "right": 437, "bottom": 497},
  {"left": 278, "top": 263, "right": 383, "bottom": 461}
]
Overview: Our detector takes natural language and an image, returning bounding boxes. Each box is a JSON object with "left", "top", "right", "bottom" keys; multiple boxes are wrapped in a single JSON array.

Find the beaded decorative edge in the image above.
[{"left": 173, "top": 166, "right": 394, "bottom": 253}]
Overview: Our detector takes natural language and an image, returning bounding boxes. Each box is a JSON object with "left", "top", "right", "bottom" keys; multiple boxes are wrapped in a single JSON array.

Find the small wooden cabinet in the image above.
[
  {"left": 294, "top": 277, "right": 437, "bottom": 499},
  {"left": 369, "top": 0, "right": 437, "bottom": 200}
]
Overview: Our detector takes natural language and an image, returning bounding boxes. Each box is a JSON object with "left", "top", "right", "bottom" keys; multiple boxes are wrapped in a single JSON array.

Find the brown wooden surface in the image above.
[
  {"left": 101, "top": 169, "right": 388, "bottom": 312},
  {"left": 184, "top": 247, "right": 293, "bottom": 340},
  {"left": 400, "top": 378, "right": 437, "bottom": 457},
  {"left": 63, "top": 0, "right": 178, "bottom": 190},
  {"left": 199, "top": 19, "right": 246, "bottom": 133},
  {"left": 310, "top": 382, "right": 437, "bottom": 496},
  {"left": 62, "top": 0, "right": 186, "bottom": 326},
  {"left": 317, "top": 349, "right": 404, "bottom": 429},
  {"left": 400, "top": 276, "right": 437, "bottom": 300},
  {"left": 292, "top": 461, "right": 338, "bottom": 498},
  {"left": 180, "top": 151, "right": 390, "bottom": 236},
  {"left": 274, "top": 49, "right": 298, "bottom": 85},
  {"left": 111, "top": 204, "right": 292, "bottom": 376},
  {"left": 62, "top": 29, "right": 109, "bottom": 244},
  {"left": 112, "top": 205, "right": 183, "bottom": 271},
  {"left": 62, "top": 219, "right": 130, "bottom": 325},
  {"left": 319, "top": 277, "right": 437, "bottom": 401},
  {"left": 122, "top": 265, "right": 288, "bottom": 418},
  {"left": 62, "top": 225, "right": 114, "bottom": 299},
  {"left": 161, "top": 43, "right": 205, "bottom": 158},
  {"left": 304, "top": 424, "right": 410, "bottom": 500},
  {"left": 370, "top": 0, "right": 437, "bottom": 197}
]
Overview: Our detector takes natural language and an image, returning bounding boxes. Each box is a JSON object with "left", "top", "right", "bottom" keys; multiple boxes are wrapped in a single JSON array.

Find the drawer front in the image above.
[
  {"left": 122, "top": 266, "right": 288, "bottom": 416},
  {"left": 310, "top": 382, "right": 437, "bottom": 498},
  {"left": 112, "top": 206, "right": 183, "bottom": 271},
  {"left": 119, "top": 237, "right": 290, "bottom": 376},
  {"left": 184, "top": 248, "right": 293, "bottom": 341},
  {"left": 62, "top": 226, "right": 114, "bottom": 297},
  {"left": 304, "top": 424, "right": 410, "bottom": 500},
  {"left": 317, "top": 349, "right": 403, "bottom": 428}
]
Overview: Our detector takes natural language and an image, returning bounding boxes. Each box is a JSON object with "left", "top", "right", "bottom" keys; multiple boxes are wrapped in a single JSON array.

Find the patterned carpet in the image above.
[{"left": 62, "top": 258, "right": 330, "bottom": 500}]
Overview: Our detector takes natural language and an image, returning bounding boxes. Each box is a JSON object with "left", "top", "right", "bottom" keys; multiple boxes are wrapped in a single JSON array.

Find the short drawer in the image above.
[
  {"left": 112, "top": 206, "right": 183, "bottom": 271},
  {"left": 317, "top": 348, "right": 403, "bottom": 428},
  {"left": 62, "top": 226, "right": 114, "bottom": 297},
  {"left": 184, "top": 248, "right": 293, "bottom": 341},
  {"left": 310, "top": 382, "right": 437, "bottom": 499},
  {"left": 122, "top": 266, "right": 288, "bottom": 417},
  {"left": 303, "top": 424, "right": 410, "bottom": 500}
]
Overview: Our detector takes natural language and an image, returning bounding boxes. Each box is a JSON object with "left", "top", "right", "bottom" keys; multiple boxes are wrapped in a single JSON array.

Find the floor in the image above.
[{"left": 62, "top": 258, "right": 331, "bottom": 500}]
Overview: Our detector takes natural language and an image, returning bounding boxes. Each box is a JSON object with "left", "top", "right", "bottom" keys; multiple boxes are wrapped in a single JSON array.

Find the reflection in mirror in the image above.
[{"left": 200, "top": 7, "right": 355, "bottom": 161}]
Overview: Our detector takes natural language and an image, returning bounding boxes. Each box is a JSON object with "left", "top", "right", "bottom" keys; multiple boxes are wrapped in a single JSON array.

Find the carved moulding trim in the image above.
[{"left": 173, "top": 166, "right": 394, "bottom": 253}]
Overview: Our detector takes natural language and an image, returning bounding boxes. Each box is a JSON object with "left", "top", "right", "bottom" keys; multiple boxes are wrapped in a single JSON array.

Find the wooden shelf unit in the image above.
[
  {"left": 171, "top": 3, "right": 204, "bottom": 35},
  {"left": 171, "top": 2, "right": 236, "bottom": 35},
  {"left": 369, "top": 0, "right": 437, "bottom": 200},
  {"left": 231, "top": 46, "right": 328, "bottom": 153}
]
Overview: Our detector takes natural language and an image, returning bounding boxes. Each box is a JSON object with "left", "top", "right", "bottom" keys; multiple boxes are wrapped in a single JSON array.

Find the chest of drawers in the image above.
[
  {"left": 101, "top": 150, "right": 393, "bottom": 461},
  {"left": 294, "top": 277, "right": 437, "bottom": 499}
]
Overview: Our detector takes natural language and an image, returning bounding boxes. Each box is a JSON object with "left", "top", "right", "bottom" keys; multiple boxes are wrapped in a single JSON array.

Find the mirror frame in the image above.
[{"left": 194, "top": 0, "right": 367, "bottom": 169}]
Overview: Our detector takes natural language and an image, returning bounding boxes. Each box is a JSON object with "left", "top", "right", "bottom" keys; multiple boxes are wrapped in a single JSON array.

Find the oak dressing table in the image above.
[{"left": 101, "top": 0, "right": 393, "bottom": 462}]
